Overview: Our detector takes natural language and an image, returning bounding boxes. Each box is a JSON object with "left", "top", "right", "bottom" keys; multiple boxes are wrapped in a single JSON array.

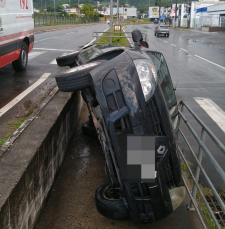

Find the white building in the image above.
[{"left": 105, "top": 7, "right": 137, "bottom": 19}]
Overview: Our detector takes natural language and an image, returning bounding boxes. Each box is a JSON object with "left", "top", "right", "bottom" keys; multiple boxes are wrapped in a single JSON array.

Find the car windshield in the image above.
[{"left": 145, "top": 51, "right": 179, "bottom": 132}]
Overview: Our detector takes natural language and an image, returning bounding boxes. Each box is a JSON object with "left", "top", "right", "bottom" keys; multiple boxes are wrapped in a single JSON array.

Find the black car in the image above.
[{"left": 55, "top": 31, "right": 185, "bottom": 223}]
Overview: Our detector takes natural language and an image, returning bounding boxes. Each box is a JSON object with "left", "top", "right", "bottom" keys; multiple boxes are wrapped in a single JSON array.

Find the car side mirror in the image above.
[{"left": 131, "top": 29, "right": 143, "bottom": 47}]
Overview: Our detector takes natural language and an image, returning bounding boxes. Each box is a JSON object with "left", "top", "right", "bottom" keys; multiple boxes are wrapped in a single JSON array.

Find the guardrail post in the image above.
[
  {"left": 189, "top": 128, "right": 206, "bottom": 210},
  {"left": 96, "top": 33, "right": 99, "bottom": 43}
]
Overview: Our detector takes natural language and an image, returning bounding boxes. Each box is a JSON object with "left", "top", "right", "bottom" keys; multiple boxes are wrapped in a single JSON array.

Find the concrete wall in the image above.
[{"left": 0, "top": 91, "right": 82, "bottom": 229}]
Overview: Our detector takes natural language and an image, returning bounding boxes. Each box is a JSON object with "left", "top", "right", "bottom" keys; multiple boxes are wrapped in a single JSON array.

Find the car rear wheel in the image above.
[
  {"left": 12, "top": 42, "right": 28, "bottom": 71},
  {"left": 55, "top": 61, "right": 104, "bottom": 92},
  {"left": 95, "top": 183, "right": 129, "bottom": 219}
]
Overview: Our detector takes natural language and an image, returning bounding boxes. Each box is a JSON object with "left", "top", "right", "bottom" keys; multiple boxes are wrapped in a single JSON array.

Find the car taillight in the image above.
[
  {"left": 168, "top": 29, "right": 170, "bottom": 32},
  {"left": 158, "top": 29, "right": 160, "bottom": 31}
]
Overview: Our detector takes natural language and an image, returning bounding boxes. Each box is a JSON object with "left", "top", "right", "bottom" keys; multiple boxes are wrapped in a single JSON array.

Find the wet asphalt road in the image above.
[
  {"left": 34, "top": 105, "right": 203, "bottom": 229},
  {"left": 0, "top": 23, "right": 108, "bottom": 135}
]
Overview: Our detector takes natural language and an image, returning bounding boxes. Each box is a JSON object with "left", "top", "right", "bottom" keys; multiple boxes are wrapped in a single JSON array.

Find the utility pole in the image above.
[
  {"left": 159, "top": 0, "right": 161, "bottom": 23},
  {"left": 117, "top": 0, "right": 119, "bottom": 25},
  {"left": 187, "top": 0, "right": 189, "bottom": 28},
  {"left": 109, "top": 0, "right": 113, "bottom": 44},
  {"left": 175, "top": 0, "right": 177, "bottom": 28}
]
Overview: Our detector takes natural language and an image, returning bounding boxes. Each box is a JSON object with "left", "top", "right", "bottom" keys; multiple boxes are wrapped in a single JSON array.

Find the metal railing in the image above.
[
  {"left": 177, "top": 100, "right": 225, "bottom": 229},
  {"left": 92, "top": 31, "right": 147, "bottom": 46},
  {"left": 34, "top": 13, "right": 99, "bottom": 26}
]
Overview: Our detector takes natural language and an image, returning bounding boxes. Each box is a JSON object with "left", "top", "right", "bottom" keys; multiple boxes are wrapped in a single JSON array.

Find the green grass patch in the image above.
[
  {"left": 25, "top": 109, "right": 34, "bottom": 117},
  {"left": 98, "top": 26, "right": 129, "bottom": 46},
  {"left": 180, "top": 161, "right": 225, "bottom": 229},
  {"left": 0, "top": 139, "right": 7, "bottom": 147},
  {"left": 7, "top": 120, "right": 24, "bottom": 129}
]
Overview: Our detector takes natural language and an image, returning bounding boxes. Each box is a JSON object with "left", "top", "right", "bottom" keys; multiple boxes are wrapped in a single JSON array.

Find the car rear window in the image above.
[{"left": 160, "top": 26, "right": 168, "bottom": 29}]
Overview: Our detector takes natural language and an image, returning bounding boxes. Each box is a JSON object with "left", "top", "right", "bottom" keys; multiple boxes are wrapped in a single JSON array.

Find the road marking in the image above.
[
  {"left": 28, "top": 51, "right": 46, "bottom": 60},
  {"left": 180, "top": 48, "right": 189, "bottom": 53},
  {"left": 194, "top": 55, "right": 225, "bottom": 70},
  {"left": 171, "top": 44, "right": 176, "bottom": 47},
  {"left": 163, "top": 41, "right": 168, "bottom": 43},
  {"left": 194, "top": 97, "right": 225, "bottom": 134},
  {"left": 83, "top": 27, "right": 109, "bottom": 47},
  {"left": 35, "top": 36, "right": 58, "bottom": 43},
  {"left": 50, "top": 59, "right": 57, "bottom": 64},
  {"left": 65, "top": 32, "right": 74, "bottom": 34},
  {"left": 33, "top": 48, "right": 75, "bottom": 52},
  {"left": 0, "top": 73, "right": 51, "bottom": 118}
]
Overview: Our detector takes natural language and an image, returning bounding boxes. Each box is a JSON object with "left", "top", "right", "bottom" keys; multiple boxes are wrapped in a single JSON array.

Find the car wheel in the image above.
[
  {"left": 56, "top": 51, "right": 79, "bottom": 67},
  {"left": 55, "top": 60, "right": 104, "bottom": 92},
  {"left": 167, "top": 34, "right": 169, "bottom": 37},
  {"left": 154, "top": 33, "right": 156, "bottom": 36},
  {"left": 95, "top": 183, "right": 129, "bottom": 219},
  {"left": 12, "top": 42, "right": 28, "bottom": 71},
  {"left": 157, "top": 33, "right": 159, "bottom": 37}
]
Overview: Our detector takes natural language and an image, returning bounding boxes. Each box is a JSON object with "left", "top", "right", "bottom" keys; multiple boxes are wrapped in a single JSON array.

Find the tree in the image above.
[
  {"left": 47, "top": 5, "right": 54, "bottom": 12},
  {"left": 80, "top": 4, "right": 98, "bottom": 17}
]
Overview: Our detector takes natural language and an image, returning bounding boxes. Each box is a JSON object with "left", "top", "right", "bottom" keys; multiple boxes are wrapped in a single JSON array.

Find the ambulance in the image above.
[{"left": 0, "top": 0, "right": 34, "bottom": 71}]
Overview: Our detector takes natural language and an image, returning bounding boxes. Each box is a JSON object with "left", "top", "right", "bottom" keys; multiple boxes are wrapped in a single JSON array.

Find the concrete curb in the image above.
[{"left": 0, "top": 91, "right": 83, "bottom": 229}]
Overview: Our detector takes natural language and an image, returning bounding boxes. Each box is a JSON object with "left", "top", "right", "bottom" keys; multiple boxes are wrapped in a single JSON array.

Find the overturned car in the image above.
[{"left": 55, "top": 30, "right": 186, "bottom": 223}]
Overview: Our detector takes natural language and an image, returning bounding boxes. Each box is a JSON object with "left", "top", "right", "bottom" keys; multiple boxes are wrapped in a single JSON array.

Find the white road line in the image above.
[
  {"left": 28, "top": 51, "right": 46, "bottom": 60},
  {"left": 194, "top": 55, "right": 225, "bottom": 70},
  {"left": 35, "top": 36, "right": 58, "bottom": 43},
  {"left": 163, "top": 41, "right": 168, "bottom": 43},
  {"left": 123, "top": 27, "right": 133, "bottom": 47},
  {"left": 180, "top": 48, "right": 189, "bottom": 53},
  {"left": 171, "top": 44, "right": 176, "bottom": 47},
  {"left": 0, "top": 73, "right": 51, "bottom": 118},
  {"left": 49, "top": 59, "right": 57, "bottom": 64},
  {"left": 65, "top": 32, "right": 74, "bottom": 34},
  {"left": 194, "top": 97, "right": 225, "bottom": 134},
  {"left": 33, "top": 48, "right": 75, "bottom": 52},
  {"left": 84, "top": 28, "right": 109, "bottom": 47}
]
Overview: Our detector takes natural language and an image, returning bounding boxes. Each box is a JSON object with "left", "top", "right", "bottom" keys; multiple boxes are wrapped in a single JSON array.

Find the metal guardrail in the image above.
[
  {"left": 92, "top": 31, "right": 147, "bottom": 46},
  {"left": 178, "top": 100, "right": 225, "bottom": 229}
]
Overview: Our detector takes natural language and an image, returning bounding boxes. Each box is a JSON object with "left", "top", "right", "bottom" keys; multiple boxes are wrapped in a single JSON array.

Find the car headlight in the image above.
[{"left": 134, "top": 59, "right": 157, "bottom": 101}]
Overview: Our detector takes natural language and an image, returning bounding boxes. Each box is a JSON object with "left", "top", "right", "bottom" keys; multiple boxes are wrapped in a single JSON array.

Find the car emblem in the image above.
[{"left": 157, "top": 145, "right": 166, "bottom": 155}]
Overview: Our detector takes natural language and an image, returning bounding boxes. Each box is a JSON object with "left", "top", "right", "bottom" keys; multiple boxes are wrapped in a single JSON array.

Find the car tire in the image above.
[
  {"left": 154, "top": 33, "right": 156, "bottom": 36},
  {"left": 55, "top": 61, "right": 104, "bottom": 92},
  {"left": 56, "top": 51, "right": 79, "bottom": 67},
  {"left": 157, "top": 33, "right": 159, "bottom": 37},
  {"left": 95, "top": 183, "right": 129, "bottom": 219},
  {"left": 167, "top": 34, "right": 169, "bottom": 37},
  {"left": 12, "top": 42, "right": 28, "bottom": 71}
]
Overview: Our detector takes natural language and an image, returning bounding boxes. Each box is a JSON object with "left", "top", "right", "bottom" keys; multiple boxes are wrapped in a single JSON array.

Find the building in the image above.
[{"left": 105, "top": 7, "right": 137, "bottom": 19}]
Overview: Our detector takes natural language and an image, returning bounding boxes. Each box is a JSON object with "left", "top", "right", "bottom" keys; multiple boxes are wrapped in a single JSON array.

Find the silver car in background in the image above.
[{"left": 154, "top": 25, "right": 170, "bottom": 37}]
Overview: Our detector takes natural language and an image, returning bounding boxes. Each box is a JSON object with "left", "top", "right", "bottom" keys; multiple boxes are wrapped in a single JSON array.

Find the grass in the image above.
[
  {"left": 98, "top": 26, "right": 129, "bottom": 46},
  {"left": 0, "top": 109, "right": 34, "bottom": 148},
  {"left": 180, "top": 162, "right": 225, "bottom": 229}
]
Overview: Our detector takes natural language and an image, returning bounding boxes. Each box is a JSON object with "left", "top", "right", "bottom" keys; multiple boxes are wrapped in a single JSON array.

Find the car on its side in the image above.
[{"left": 155, "top": 25, "right": 170, "bottom": 37}]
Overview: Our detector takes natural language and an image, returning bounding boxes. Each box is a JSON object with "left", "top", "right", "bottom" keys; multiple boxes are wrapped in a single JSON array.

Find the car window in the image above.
[
  {"left": 159, "top": 26, "right": 168, "bottom": 29},
  {"left": 80, "top": 47, "right": 101, "bottom": 61},
  {"left": 145, "top": 51, "right": 179, "bottom": 132}
]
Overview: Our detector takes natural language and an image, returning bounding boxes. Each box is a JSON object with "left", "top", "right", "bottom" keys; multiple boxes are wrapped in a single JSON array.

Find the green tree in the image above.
[
  {"left": 80, "top": 4, "right": 98, "bottom": 17},
  {"left": 47, "top": 5, "right": 54, "bottom": 12}
]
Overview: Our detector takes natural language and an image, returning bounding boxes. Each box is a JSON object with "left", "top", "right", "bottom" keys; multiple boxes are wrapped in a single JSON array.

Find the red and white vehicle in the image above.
[{"left": 0, "top": 0, "right": 34, "bottom": 71}]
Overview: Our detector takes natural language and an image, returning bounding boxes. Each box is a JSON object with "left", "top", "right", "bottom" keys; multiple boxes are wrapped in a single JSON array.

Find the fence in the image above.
[
  {"left": 34, "top": 14, "right": 99, "bottom": 26},
  {"left": 177, "top": 100, "right": 225, "bottom": 229}
]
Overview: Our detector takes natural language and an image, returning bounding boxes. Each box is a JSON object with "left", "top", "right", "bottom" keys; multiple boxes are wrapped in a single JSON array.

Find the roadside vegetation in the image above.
[
  {"left": 181, "top": 162, "right": 225, "bottom": 229},
  {"left": 0, "top": 109, "right": 34, "bottom": 148},
  {"left": 98, "top": 26, "right": 129, "bottom": 46}
]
